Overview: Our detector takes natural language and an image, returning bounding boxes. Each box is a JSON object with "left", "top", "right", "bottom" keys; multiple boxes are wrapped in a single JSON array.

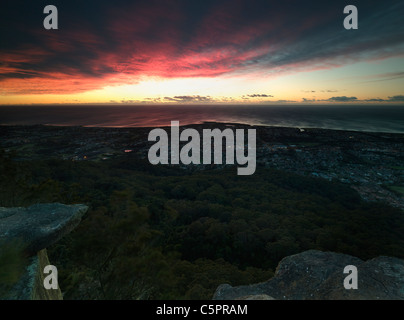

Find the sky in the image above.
[{"left": 1, "top": 0, "right": 404, "bottom": 105}]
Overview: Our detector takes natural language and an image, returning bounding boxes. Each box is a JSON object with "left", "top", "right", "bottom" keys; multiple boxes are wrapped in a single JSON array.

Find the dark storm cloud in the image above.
[
  {"left": 163, "top": 96, "right": 213, "bottom": 103},
  {"left": 251, "top": 1, "right": 404, "bottom": 75},
  {"left": 327, "top": 96, "right": 358, "bottom": 102},
  {"left": 361, "top": 95, "right": 404, "bottom": 102},
  {"left": 387, "top": 95, "right": 404, "bottom": 102},
  {"left": 363, "top": 98, "right": 386, "bottom": 102},
  {"left": 274, "top": 100, "right": 296, "bottom": 103},
  {"left": 1, "top": 0, "right": 404, "bottom": 94},
  {"left": 323, "top": 95, "right": 404, "bottom": 103},
  {"left": 246, "top": 94, "right": 273, "bottom": 98}
]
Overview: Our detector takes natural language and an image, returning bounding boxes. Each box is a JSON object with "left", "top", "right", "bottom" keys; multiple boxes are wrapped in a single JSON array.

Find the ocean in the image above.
[{"left": 0, "top": 104, "right": 403, "bottom": 133}]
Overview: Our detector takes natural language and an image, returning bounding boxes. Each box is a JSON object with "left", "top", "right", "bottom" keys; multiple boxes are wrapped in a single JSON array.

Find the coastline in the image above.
[
  {"left": 1, "top": 123, "right": 403, "bottom": 210},
  {"left": 1, "top": 104, "right": 403, "bottom": 134}
]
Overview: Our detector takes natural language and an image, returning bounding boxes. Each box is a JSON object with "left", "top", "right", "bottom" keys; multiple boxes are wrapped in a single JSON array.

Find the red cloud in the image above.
[
  {"left": 1, "top": 1, "right": 403, "bottom": 95},
  {"left": 1, "top": 2, "right": 276, "bottom": 94}
]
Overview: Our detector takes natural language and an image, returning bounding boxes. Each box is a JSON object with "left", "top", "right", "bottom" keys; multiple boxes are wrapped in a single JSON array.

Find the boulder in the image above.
[
  {"left": 213, "top": 250, "right": 404, "bottom": 300},
  {"left": 313, "top": 255, "right": 404, "bottom": 299}
]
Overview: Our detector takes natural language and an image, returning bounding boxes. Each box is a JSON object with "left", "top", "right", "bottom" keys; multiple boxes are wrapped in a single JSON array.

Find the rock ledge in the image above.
[
  {"left": 213, "top": 250, "right": 404, "bottom": 300},
  {"left": 0, "top": 203, "right": 88, "bottom": 254}
]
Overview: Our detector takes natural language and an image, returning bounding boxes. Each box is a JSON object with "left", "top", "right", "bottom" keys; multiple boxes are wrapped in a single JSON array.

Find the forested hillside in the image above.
[{"left": 1, "top": 150, "right": 403, "bottom": 299}]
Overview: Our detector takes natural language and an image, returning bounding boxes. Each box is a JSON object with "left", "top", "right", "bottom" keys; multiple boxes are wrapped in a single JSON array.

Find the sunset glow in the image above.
[{"left": 1, "top": 0, "right": 404, "bottom": 105}]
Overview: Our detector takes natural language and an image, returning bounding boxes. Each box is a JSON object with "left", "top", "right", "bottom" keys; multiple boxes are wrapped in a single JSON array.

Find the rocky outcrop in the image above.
[
  {"left": 213, "top": 250, "right": 404, "bottom": 300},
  {"left": 0, "top": 203, "right": 88, "bottom": 255},
  {"left": 0, "top": 203, "right": 88, "bottom": 300}
]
